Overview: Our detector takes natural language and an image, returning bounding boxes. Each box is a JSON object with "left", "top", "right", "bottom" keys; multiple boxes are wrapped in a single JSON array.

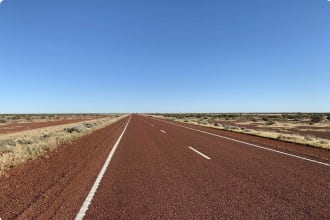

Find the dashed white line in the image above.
[
  {"left": 188, "top": 146, "right": 211, "bottom": 160},
  {"left": 75, "top": 117, "right": 131, "bottom": 220},
  {"left": 160, "top": 130, "right": 166, "bottom": 134},
  {"left": 151, "top": 118, "right": 330, "bottom": 167},
  {"left": 150, "top": 124, "right": 154, "bottom": 127}
]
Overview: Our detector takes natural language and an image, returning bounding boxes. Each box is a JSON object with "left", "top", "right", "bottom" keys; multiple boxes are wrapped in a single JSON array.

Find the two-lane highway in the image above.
[{"left": 78, "top": 114, "right": 330, "bottom": 219}]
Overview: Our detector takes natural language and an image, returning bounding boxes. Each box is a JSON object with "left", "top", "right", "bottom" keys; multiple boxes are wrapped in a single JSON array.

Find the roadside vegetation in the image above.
[
  {"left": 150, "top": 113, "right": 330, "bottom": 150},
  {"left": 0, "top": 114, "right": 126, "bottom": 176},
  {"left": 0, "top": 113, "right": 107, "bottom": 124}
]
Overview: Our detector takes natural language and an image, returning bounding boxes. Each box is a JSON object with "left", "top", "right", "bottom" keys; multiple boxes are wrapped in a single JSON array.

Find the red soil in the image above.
[{"left": 0, "top": 117, "right": 106, "bottom": 135}]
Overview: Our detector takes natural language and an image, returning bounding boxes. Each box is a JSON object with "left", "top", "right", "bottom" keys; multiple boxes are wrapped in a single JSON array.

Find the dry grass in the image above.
[
  {"left": 0, "top": 113, "right": 109, "bottom": 125},
  {"left": 257, "top": 121, "right": 329, "bottom": 129},
  {"left": 149, "top": 114, "right": 330, "bottom": 150},
  {"left": 0, "top": 115, "right": 127, "bottom": 176}
]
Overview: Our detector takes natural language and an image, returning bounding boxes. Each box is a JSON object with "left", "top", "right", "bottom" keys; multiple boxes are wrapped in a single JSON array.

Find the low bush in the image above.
[
  {"left": 262, "top": 117, "right": 269, "bottom": 121},
  {"left": 277, "top": 134, "right": 285, "bottom": 140},
  {"left": 265, "top": 120, "right": 275, "bottom": 125},
  {"left": 310, "top": 114, "right": 323, "bottom": 123},
  {"left": 12, "top": 115, "right": 22, "bottom": 120},
  {"left": 304, "top": 135, "right": 315, "bottom": 141}
]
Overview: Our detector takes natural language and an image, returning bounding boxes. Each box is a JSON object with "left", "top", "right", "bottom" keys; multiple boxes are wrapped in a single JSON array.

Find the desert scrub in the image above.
[
  {"left": 304, "top": 135, "right": 315, "bottom": 141},
  {"left": 310, "top": 114, "right": 323, "bottom": 123},
  {"left": 265, "top": 120, "right": 275, "bottom": 125},
  {"left": 276, "top": 134, "right": 286, "bottom": 141},
  {"left": 149, "top": 114, "right": 330, "bottom": 150},
  {"left": 0, "top": 115, "right": 127, "bottom": 176},
  {"left": 11, "top": 115, "right": 22, "bottom": 121}
]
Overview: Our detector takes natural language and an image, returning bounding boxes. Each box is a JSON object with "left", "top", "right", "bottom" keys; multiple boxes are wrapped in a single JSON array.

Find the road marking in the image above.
[
  {"left": 151, "top": 124, "right": 154, "bottom": 126},
  {"left": 188, "top": 146, "right": 211, "bottom": 160},
  {"left": 160, "top": 130, "right": 166, "bottom": 134},
  {"left": 75, "top": 117, "right": 131, "bottom": 220},
  {"left": 152, "top": 118, "right": 330, "bottom": 167}
]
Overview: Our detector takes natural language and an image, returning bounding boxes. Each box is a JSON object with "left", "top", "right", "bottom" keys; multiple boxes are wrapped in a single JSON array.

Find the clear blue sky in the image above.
[{"left": 0, "top": 0, "right": 329, "bottom": 113}]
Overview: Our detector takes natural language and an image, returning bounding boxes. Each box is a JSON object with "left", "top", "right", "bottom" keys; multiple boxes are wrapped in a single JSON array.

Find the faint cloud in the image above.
[{"left": 0, "top": 0, "right": 4, "bottom": 4}]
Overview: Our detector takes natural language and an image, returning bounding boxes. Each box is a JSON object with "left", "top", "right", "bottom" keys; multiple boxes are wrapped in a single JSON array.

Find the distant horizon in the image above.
[
  {"left": 1, "top": 0, "right": 329, "bottom": 112},
  {"left": 0, "top": 112, "right": 329, "bottom": 115}
]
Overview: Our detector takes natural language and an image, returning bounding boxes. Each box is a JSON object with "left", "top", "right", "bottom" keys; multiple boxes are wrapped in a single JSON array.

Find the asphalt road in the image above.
[{"left": 80, "top": 114, "right": 330, "bottom": 219}]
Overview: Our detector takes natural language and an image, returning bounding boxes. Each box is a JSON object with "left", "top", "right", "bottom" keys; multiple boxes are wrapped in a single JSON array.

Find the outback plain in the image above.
[
  {"left": 0, "top": 113, "right": 329, "bottom": 219},
  {"left": 1, "top": 112, "right": 329, "bottom": 175}
]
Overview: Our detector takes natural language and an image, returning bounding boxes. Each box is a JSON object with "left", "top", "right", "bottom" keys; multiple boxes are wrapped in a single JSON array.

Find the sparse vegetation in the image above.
[
  {"left": 310, "top": 114, "right": 323, "bottom": 123},
  {"left": 11, "top": 115, "right": 22, "bottom": 120},
  {"left": 149, "top": 113, "right": 330, "bottom": 150},
  {"left": 0, "top": 115, "right": 126, "bottom": 176},
  {"left": 262, "top": 117, "right": 269, "bottom": 121},
  {"left": 265, "top": 120, "right": 275, "bottom": 125},
  {"left": 304, "top": 135, "right": 314, "bottom": 141}
]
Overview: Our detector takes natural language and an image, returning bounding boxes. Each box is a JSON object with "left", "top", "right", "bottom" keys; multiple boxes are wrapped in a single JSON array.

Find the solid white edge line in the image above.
[
  {"left": 189, "top": 146, "right": 211, "bottom": 160},
  {"left": 160, "top": 130, "right": 166, "bottom": 134},
  {"left": 75, "top": 117, "right": 131, "bottom": 220},
  {"left": 152, "top": 118, "right": 330, "bottom": 167}
]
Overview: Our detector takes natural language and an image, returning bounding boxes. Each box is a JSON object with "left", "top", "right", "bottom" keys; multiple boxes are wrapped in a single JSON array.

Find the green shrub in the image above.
[
  {"left": 286, "top": 114, "right": 296, "bottom": 120},
  {"left": 310, "top": 114, "right": 323, "bottom": 123},
  {"left": 12, "top": 115, "right": 21, "bottom": 120},
  {"left": 26, "top": 116, "right": 33, "bottom": 121},
  {"left": 266, "top": 120, "right": 275, "bottom": 125},
  {"left": 262, "top": 117, "right": 269, "bottom": 121}
]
